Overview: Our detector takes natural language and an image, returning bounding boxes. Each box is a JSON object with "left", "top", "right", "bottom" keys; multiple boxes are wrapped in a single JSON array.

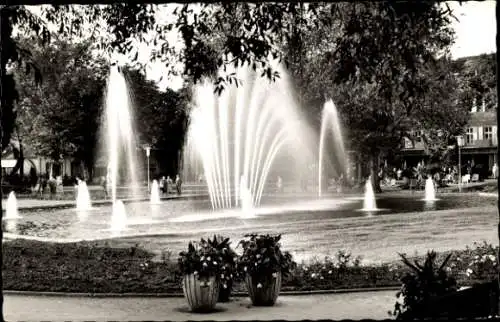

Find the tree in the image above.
[
  {"left": 13, "top": 37, "right": 107, "bottom": 178},
  {"left": 123, "top": 66, "right": 190, "bottom": 175},
  {"left": 279, "top": 2, "right": 463, "bottom": 191}
]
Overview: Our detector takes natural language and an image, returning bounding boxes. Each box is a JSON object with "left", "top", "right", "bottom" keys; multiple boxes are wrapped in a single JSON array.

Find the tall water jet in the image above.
[
  {"left": 76, "top": 180, "right": 92, "bottom": 211},
  {"left": 110, "top": 200, "right": 127, "bottom": 232},
  {"left": 361, "top": 177, "right": 378, "bottom": 211},
  {"left": 102, "top": 65, "right": 142, "bottom": 203},
  {"left": 424, "top": 177, "right": 438, "bottom": 201},
  {"left": 318, "top": 99, "right": 347, "bottom": 197},
  {"left": 184, "top": 64, "right": 316, "bottom": 210},
  {"left": 240, "top": 175, "right": 254, "bottom": 217},
  {"left": 5, "top": 191, "right": 20, "bottom": 219},
  {"left": 150, "top": 179, "right": 161, "bottom": 204}
]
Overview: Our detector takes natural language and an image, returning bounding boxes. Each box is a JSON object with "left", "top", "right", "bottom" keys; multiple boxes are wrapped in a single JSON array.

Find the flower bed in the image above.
[{"left": 2, "top": 239, "right": 497, "bottom": 294}]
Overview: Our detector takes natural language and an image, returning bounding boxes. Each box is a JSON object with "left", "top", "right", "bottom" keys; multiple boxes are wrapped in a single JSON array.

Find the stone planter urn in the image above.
[
  {"left": 245, "top": 271, "right": 282, "bottom": 306},
  {"left": 217, "top": 279, "right": 233, "bottom": 302},
  {"left": 182, "top": 274, "right": 220, "bottom": 312}
]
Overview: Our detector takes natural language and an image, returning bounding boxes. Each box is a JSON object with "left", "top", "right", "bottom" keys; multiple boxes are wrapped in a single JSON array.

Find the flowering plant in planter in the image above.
[
  {"left": 237, "top": 233, "right": 296, "bottom": 306},
  {"left": 178, "top": 236, "right": 230, "bottom": 312},
  {"left": 212, "top": 235, "right": 239, "bottom": 302},
  {"left": 178, "top": 236, "right": 229, "bottom": 281}
]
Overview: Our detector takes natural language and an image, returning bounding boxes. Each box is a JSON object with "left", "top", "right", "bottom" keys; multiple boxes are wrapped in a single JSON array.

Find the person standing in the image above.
[
  {"left": 166, "top": 176, "right": 173, "bottom": 194},
  {"left": 175, "top": 174, "right": 182, "bottom": 195},
  {"left": 100, "top": 176, "right": 108, "bottom": 199},
  {"left": 159, "top": 176, "right": 166, "bottom": 194},
  {"left": 492, "top": 162, "right": 498, "bottom": 179}
]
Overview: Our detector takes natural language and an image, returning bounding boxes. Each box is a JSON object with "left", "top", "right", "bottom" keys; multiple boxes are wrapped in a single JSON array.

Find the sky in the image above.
[{"left": 447, "top": 1, "right": 496, "bottom": 59}]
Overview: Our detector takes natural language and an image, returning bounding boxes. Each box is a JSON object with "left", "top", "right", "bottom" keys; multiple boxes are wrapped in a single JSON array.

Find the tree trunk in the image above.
[
  {"left": 370, "top": 153, "right": 382, "bottom": 193},
  {"left": 9, "top": 141, "right": 24, "bottom": 177}
]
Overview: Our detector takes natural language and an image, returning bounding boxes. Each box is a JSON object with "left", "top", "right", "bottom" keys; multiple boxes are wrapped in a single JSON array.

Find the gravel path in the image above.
[{"left": 4, "top": 290, "right": 397, "bottom": 321}]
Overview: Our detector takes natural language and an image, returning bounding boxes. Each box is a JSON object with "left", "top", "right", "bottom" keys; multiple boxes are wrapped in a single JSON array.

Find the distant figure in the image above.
[
  {"left": 175, "top": 174, "right": 182, "bottom": 195},
  {"left": 29, "top": 167, "right": 38, "bottom": 192},
  {"left": 276, "top": 176, "right": 283, "bottom": 192},
  {"left": 100, "top": 176, "right": 108, "bottom": 199},
  {"left": 38, "top": 174, "right": 48, "bottom": 198},
  {"left": 396, "top": 168, "right": 402, "bottom": 180},
  {"left": 159, "top": 176, "right": 166, "bottom": 194},
  {"left": 198, "top": 174, "right": 204, "bottom": 183},
  {"left": 492, "top": 163, "right": 498, "bottom": 179},
  {"left": 48, "top": 176, "right": 57, "bottom": 199},
  {"left": 166, "top": 176, "right": 173, "bottom": 194}
]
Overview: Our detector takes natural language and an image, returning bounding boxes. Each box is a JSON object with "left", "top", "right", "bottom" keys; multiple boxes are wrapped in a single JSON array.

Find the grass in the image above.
[{"left": 3, "top": 238, "right": 497, "bottom": 294}]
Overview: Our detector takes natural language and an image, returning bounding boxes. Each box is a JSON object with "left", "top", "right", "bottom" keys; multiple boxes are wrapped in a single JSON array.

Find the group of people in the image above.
[
  {"left": 159, "top": 174, "right": 182, "bottom": 195},
  {"left": 98, "top": 174, "right": 182, "bottom": 198}
]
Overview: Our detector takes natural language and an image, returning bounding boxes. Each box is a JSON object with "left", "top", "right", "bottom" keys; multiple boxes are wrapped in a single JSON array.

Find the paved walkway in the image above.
[{"left": 4, "top": 290, "right": 396, "bottom": 321}]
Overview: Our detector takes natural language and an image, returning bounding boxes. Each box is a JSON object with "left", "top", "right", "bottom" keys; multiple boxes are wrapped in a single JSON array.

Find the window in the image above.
[
  {"left": 414, "top": 130, "right": 422, "bottom": 142},
  {"left": 466, "top": 127, "right": 474, "bottom": 144},
  {"left": 484, "top": 126, "right": 493, "bottom": 141}
]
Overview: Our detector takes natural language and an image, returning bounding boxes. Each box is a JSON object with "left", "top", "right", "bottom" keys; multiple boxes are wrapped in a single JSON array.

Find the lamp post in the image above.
[
  {"left": 456, "top": 135, "right": 464, "bottom": 192},
  {"left": 144, "top": 144, "right": 151, "bottom": 191}
]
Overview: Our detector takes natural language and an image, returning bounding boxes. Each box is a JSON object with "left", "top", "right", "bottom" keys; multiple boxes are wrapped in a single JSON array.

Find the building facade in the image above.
[{"left": 400, "top": 98, "right": 497, "bottom": 174}]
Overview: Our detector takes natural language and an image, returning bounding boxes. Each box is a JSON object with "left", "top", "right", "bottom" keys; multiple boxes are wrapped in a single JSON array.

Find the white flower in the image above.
[
  {"left": 223, "top": 284, "right": 227, "bottom": 289},
  {"left": 206, "top": 281, "right": 212, "bottom": 286},
  {"left": 244, "top": 266, "right": 247, "bottom": 272},
  {"left": 257, "top": 283, "right": 262, "bottom": 288},
  {"left": 328, "top": 270, "right": 332, "bottom": 274},
  {"left": 256, "top": 254, "right": 261, "bottom": 259},
  {"left": 320, "top": 276, "right": 324, "bottom": 280},
  {"left": 203, "top": 262, "right": 208, "bottom": 267},
  {"left": 489, "top": 255, "right": 496, "bottom": 261},
  {"left": 272, "top": 272, "right": 278, "bottom": 278},
  {"left": 200, "top": 281, "right": 206, "bottom": 287},
  {"left": 201, "top": 256, "right": 205, "bottom": 261},
  {"left": 194, "top": 271, "right": 198, "bottom": 275},
  {"left": 311, "top": 273, "right": 317, "bottom": 278},
  {"left": 221, "top": 274, "right": 225, "bottom": 279},
  {"left": 207, "top": 256, "right": 211, "bottom": 261},
  {"left": 255, "top": 262, "right": 258, "bottom": 266},
  {"left": 213, "top": 261, "right": 217, "bottom": 265},
  {"left": 466, "top": 268, "right": 474, "bottom": 276},
  {"left": 475, "top": 255, "right": 480, "bottom": 260}
]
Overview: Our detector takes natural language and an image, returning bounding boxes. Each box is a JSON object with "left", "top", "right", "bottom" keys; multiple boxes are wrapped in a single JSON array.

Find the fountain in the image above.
[
  {"left": 150, "top": 180, "right": 161, "bottom": 204},
  {"left": 5, "top": 191, "right": 20, "bottom": 219},
  {"left": 361, "top": 177, "right": 378, "bottom": 211},
  {"left": 110, "top": 200, "right": 127, "bottom": 232},
  {"left": 102, "top": 65, "right": 142, "bottom": 203},
  {"left": 318, "top": 99, "right": 347, "bottom": 197},
  {"left": 101, "top": 65, "right": 144, "bottom": 233},
  {"left": 76, "top": 180, "right": 92, "bottom": 211},
  {"left": 423, "top": 177, "right": 438, "bottom": 201},
  {"left": 239, "top": 175, "right": 254, "bottom": 218},
  {"left": 183, "top": 64, "right": 316, "bottom": 211}
]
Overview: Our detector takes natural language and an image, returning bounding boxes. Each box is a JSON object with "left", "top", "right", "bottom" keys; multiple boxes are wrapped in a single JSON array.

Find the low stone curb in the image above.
[
  {"left": 3, "top": 286, "right": 400, "bottom": 298},
  {"left": 478, "top": 192, "right": 498, "bottom": 198},
  {"left": 2, "top": 194, "right": 210, "bottom": 213}
]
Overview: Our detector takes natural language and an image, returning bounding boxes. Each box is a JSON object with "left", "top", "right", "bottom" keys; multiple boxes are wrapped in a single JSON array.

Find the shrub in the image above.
[
  {"left": 178, "top": 236, "right": 235, "bottom": 286},
  {"left": 391, "top": 251, "right": 457, "bottom": 319},
  {"left": 237, "top": 234, "right": 296, "bottom": 284}
]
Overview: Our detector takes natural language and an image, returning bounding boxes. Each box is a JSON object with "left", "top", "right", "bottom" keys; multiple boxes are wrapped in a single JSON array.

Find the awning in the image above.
[{"left": 1, "top": 159, "right": 17, "bottom": 168}]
